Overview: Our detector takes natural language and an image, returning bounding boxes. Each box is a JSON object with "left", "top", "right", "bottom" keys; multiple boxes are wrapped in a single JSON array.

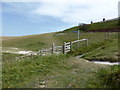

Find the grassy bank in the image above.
[
  {"left": 83, "top": 38, "right": 118, "bottom": 62},
  {"left": 88, "top": 65, "right": 120, "bottom": 88},
  {"left": 55, "top": 32, "right": 118, "bottom": 62}
]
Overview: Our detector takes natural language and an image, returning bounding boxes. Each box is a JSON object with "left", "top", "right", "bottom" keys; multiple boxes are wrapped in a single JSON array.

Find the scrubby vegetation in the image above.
[
  {"left": 2, "top": 54, "right": 69, "bottom": 88},
  {"left": 88, "top": 65, "right": 120, "bottom": 88}
]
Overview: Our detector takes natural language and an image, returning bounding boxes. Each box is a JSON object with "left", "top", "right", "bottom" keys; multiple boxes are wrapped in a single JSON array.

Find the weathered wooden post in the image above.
[
  {"left": 70, "top": 42, "right": 72, "bottom": 52},
  {"left": 63, "top": 42, "right": 66, "bottom": 54},
  {"left": 86, "top": 39, "right": 88, "bottom": 46},
  {"left": 52, "top": 43, "right": 54, "bottom": 54}
]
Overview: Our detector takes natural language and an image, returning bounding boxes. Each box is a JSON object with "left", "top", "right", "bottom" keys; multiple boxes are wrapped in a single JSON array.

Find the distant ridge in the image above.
[{"left": 94, "top": 17, "right": 119, "bottom": 23}]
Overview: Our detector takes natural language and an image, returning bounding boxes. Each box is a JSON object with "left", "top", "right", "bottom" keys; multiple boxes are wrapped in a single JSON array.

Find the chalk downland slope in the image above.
[
  {"left": 2, "top": 19, "right": 119, "bottom": 88},
  {"left": 2, "top": 19, "right": 119, "bottom": 62}
]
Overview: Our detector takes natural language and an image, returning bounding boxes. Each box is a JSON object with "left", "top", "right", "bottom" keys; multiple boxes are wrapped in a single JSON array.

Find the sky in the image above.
[{"left": 1, "top": 0, "right": 119, "bottom": 36}]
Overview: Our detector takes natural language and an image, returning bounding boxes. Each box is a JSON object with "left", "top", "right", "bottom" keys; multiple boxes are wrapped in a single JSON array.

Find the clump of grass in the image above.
[{"left": 87, "top": 65, "right": 120, "bottom": 88}]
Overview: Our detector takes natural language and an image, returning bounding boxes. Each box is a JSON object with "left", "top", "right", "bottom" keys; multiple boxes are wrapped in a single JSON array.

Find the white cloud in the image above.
[
  {"left": 119, "top": 1, "right": 120, "bottom": 17},
  {"left": 2, "top": 0, "right": 119, "bottom": 24},
  {"left": 30, "top": 0, "right": 119, "bottom": 24}
]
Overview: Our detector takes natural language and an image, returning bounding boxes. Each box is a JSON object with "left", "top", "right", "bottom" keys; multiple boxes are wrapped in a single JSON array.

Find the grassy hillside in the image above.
[
  {"left": 54, "top": 31, "right": 118, "bottom": 62},
  {"left": 2, "top": 19, "right": 119, "bottom": 88},
  {"left": 89, "top": 19, "right": 118, "bottom": 30},
  {"left": 2, "top": 32, "right": 118, "bottom": 62},
  {"left": 2, "top": 19, "right": 119, "bottom": 61},
  {"left": 2, "top": 19, "right": 119, "bottom": 49},
  {"left": 2, "top": 33, "right": 62, "bottom": 51}
]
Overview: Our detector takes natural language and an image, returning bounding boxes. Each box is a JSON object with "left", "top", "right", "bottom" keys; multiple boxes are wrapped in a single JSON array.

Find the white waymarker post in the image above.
[{"left": 78, "top": 30, "right": 80, "bottom": 48}]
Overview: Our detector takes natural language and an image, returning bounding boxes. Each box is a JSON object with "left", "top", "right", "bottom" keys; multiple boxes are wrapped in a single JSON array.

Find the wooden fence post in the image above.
[
  {"left": 39, "top": 50, "right": 41, "bottom": 56},
  {"left": 86, "top": 39, "right": 88, "bottom": 46},
  {"left": 40, "top": 49, "right": 43, "bottom": 56},
  {"left": 70, "top": 42, "right": 72, "bottom": 52},
  {"left": 63, "top": 42, "right": 66, "bottom": 54},
  {"left": 52, "top": 43, "right": 54, "bottom": 54}
]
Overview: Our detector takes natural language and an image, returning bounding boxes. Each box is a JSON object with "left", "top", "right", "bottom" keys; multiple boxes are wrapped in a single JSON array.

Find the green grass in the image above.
[
  {"left": 55, "top": 32, "right": 118, "bottom": 62},
  {"left": 83, "top": 37, "right": 118, "bottom": 62},
  {"left": 89, "top": 20, "right": 118, "bottom": 30},
  {"left": 2, "top": 53, "right": 23, "bottom": 62},
  {"left": 2, "top": 54, "right": 109, "bottom": 88},
  {"left": 2, "top": 54, "right": 69, "bottom": 88}
]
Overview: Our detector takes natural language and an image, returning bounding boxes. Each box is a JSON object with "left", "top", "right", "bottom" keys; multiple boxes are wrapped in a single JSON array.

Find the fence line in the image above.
[
  {"left": 71, "top": 39, "right": 87, "bottom": 44},
  {"left": 15, "top": 38, "right": 89, "bottom": 59},
  {"left": 38, "top": 38, "right": 88, "bottom": 55}
]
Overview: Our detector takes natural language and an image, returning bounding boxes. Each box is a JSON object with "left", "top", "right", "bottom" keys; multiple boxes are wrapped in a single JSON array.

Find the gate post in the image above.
[
  {"left": 40, "top": 48, "right": 43, "bottom": 56},
  {"left": 52, "top": 43, "right": 54, "bottom": 54},
  {"left": 70, "top": 42, "right": 72, "bottom": 52},
  {"left": 63, "top": 42, "right": 66, "bottom": 54}
]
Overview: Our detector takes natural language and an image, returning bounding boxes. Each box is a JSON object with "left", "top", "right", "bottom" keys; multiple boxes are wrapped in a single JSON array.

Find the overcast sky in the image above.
[{"left": 1, "top": 0, "right": 119, "bottom": 36}]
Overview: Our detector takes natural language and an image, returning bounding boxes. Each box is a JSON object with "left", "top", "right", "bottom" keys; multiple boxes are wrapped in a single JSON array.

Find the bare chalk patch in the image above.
[
  {"left": 93, "top": 61, "right": 119, "bottom": 65},
  {"left": 1, "top": 47, "right": 37, "bottom": 55}
]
